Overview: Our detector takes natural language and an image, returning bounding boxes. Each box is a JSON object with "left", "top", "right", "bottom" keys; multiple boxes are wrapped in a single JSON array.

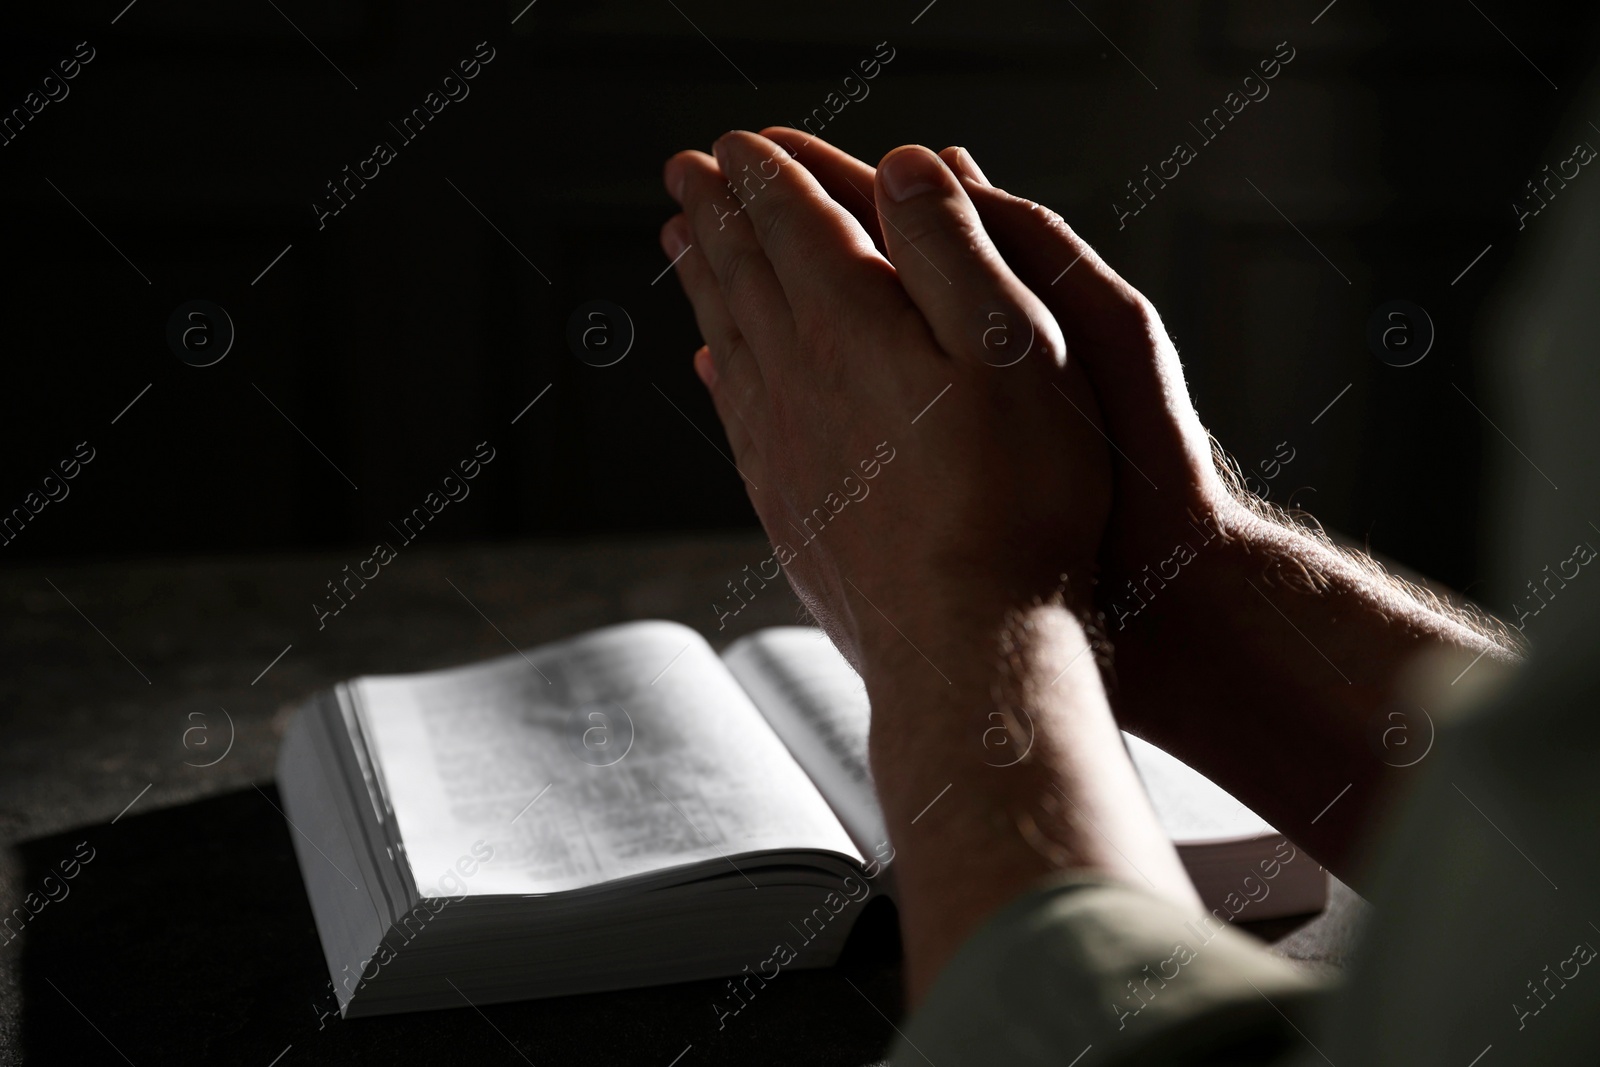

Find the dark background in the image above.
[
  {"left": 3, "top": 0, "right": 1597, "bottom": 606},
  {"left": 5, "top": 3, "right": 1599, "bottom": 1064}
]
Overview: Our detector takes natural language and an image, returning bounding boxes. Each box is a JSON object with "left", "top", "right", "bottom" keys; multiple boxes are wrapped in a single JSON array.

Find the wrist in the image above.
[
  {"left": 853, "top": 565, "right": 1098, "bottom": 687},
  {"left": 1096, "top": 489, "right": 1263, "bottom": 631}
]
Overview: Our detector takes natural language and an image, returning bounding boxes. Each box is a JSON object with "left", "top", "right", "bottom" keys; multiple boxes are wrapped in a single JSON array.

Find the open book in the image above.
[{"left": 276, "top": 620, "right": 1326, "bottom": 1018}]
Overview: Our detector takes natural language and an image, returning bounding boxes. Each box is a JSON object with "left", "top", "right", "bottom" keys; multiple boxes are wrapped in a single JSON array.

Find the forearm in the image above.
[
  {"left": 1107, "top": 498, "right": 1520, "bottom": 887},
  {"left": 862, "top": 593, "right": 1201, "bottom": 1007}
]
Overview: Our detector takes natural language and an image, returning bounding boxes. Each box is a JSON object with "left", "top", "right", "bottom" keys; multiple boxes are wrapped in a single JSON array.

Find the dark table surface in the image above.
[{"left": 0, "top": 535, "right": 1365, "bottom": 1066}]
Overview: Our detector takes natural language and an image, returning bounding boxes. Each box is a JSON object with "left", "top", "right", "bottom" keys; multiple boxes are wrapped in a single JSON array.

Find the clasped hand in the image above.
[{"left": 662, "top": 129, "right": 1235, "bottom": 672}]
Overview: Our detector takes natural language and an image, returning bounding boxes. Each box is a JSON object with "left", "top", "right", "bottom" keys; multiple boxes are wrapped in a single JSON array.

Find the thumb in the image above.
[
  {"left": 873, "top": 144, "right": 1066, "bottom": 371},
  {"left": 940, "top": 146, "right": 1214, "bottom": 487}
]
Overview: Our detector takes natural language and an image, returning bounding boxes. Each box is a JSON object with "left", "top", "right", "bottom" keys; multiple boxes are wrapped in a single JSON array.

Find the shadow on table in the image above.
[{"left": 17, "top": 786, "right": 903, "bottom": 1067}]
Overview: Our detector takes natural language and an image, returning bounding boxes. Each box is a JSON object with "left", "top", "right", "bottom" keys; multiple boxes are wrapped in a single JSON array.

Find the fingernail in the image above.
[
  {"left": 713, "top": 130, "right": 749, "bottom": 175},
  {"left": 881, "top": 146, "right": 946, "bottom": 203},
  {"left": 950, "top": 146, "right": 991, "bottom": 187},
  {"left": 665, "top": 157, "right": 687, "bottom": 202},
  {"left": 694, "top": 346, "right": 718, "bottom": 388},
  {"left": 661, "top": 216, "right": 689, "bottom": 260}
]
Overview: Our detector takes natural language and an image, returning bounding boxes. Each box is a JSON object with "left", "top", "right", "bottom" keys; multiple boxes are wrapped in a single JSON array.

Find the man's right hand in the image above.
[
  {"left": 753, "top": 128, "right": 1247, "bottom": 628},
  {"left": 754, "top": 128, "right": 1519, "bottom": 885}
]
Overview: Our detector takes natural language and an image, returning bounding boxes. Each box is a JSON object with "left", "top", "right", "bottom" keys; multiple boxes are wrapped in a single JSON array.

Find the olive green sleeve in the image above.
[{"left": 892, "top": 874, "right": 1333, "bottom": 1067}]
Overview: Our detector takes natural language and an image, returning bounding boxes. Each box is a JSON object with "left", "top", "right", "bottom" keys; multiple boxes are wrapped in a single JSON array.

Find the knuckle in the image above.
[
  {"left": 732, "top": 375, "right": 763, "bottom": 420},
  {"left": 792, "top": 307, "right": 830, "bottom": 357},
  {"left": 714, "top": 342, "right": 772, "bottom": 431},
  {"left": 717, "top": 243, "right": 765, "bottom": 304},
  {"left": 747, "top": 185, "right": 805, "bottom": 256},
  {"left": 1116, "top": 289, "right": 1161, "bottom": 339},
  {"left": 1026, "top": 198, "right": 1072, "bottom": 236},
  {"left": 791, "top": 305, "right": 854, "bottom": 387},
  {"left": 996, "top": 189, "right": 1076, "bottom": 244},
  {"left": 894, "top": 201, "right": 980, "bottom": 254},
  {"left": 710, "top": 322, "right": 747, "bottom": 373},
  {"left": 726, "top": 348, "right": 764, "bottom": 414}
]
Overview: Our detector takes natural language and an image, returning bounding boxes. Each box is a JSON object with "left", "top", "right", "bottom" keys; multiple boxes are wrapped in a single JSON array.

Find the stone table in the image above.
[{"left": 0, "top": 535, "right": 1362, "bottom": 1066}]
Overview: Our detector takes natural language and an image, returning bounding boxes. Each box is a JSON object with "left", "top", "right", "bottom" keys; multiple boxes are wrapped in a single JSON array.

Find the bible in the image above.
[{"left": 276, "top": 620, "right": 1326, "bottom": 1018}]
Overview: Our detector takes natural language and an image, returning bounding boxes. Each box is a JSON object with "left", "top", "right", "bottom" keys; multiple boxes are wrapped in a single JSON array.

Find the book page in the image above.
[
  {"left": 349, "top": 620, "right": 861, "bottom": 897},
  {"left": 721, "top": 627, "right": 889, "bottom": 857},
  {"left": 1123, "top": 734, "right": 1273, "bottom": 843},
  {"left": 723, "top": 626, "right": 1282, "bottom": 853}
]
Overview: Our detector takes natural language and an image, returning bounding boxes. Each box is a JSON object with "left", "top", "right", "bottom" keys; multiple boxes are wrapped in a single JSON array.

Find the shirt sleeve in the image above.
[{"left": 892, "top": 873, "right": 1334, "bottom": 1067}]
